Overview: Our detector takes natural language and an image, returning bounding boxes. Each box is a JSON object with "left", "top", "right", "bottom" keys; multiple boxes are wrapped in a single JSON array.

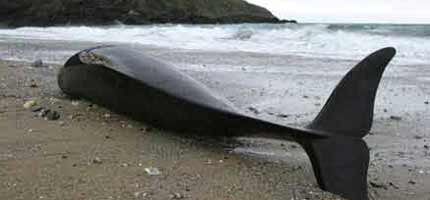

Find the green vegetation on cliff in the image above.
[{"left": 1, "top": 0, "right": 284, "bottom": 27}]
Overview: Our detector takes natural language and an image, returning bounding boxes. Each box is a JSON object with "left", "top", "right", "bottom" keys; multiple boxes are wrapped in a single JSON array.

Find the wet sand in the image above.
[
  {"left": 0, "top": 45, "right": 429, "bottom": 199},
  {"left": 0, "top": 59, "right": 341, "bottom": 200}
]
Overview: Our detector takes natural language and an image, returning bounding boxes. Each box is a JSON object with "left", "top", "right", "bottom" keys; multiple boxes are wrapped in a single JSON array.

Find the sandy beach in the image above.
[
  {"left": 0, "top": 57, "right": 341, "bottom": 200},
  {"left": 1, "top": 44, "right": 429, "bottom": 200}
]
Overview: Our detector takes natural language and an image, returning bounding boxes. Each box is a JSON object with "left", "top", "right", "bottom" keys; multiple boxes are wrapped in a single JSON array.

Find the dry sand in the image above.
[
  {"left": 0, "top": 60, "right": 341, "bottom": 200},
  {"left": 0, "top": 46, "right": 429, "bottom": 200}
]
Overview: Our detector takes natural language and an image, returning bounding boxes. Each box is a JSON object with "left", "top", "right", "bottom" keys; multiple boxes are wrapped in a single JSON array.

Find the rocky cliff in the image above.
[{"left": 0, "top": 0, "right": 288, "bottom": 27}]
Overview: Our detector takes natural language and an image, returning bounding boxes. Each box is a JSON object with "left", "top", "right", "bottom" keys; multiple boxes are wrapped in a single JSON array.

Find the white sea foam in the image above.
[{"left": 0, "top": 23, "right": 429, "bottom": 65}]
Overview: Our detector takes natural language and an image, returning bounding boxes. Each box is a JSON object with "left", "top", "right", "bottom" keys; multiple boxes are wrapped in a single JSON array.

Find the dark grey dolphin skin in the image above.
[{"left": 58, "top": 46, "right": 396, "bottom": 200}]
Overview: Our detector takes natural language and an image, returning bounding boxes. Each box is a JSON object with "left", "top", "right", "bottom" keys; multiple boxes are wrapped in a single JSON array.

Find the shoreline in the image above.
[
  {"left": 1, "top": 23, "right": 429, "bottom": 66},
  {"left": 1, "top": 43, "right": 429, "bottom": 200}
]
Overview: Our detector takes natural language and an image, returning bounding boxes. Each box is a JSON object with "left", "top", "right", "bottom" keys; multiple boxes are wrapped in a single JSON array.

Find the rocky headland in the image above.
[{"left": 0, "top": 0, "right": 296, "bottom": 27}]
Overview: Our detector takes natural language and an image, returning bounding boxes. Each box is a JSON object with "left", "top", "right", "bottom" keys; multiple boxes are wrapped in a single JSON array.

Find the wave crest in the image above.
[{"left": 0, "top": 23, "right": 429, "bottom": 65}]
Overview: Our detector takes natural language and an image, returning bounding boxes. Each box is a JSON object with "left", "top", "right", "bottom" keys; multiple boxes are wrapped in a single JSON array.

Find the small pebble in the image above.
[
  {"left": 32, "top": 59, "right": 46, "bottom": 68},
  {"left": 39, "top": 109, "right": 50, "bottom": 118},
  {"left": 45, "top": 110, "right": 60, "bottom": 121},
  {"left": 29, "top": 83, "right": 38, "bottom": 88},
  {"left": 248, "top": 107, "right": 260, "bottom": 114},
  {"left": 390, "top": 116, "right": 402, "bottom": 121},
  {"left": 23, "top": 100, "right": 37, "bottom": 109},
  {"left": 414, "top": 135, "right": 423, "bottom": 140},
  {"left": 31, "top": 107, "right": 43, "bottom": 112},
  {"left": 389, "top": 182, "right": 399, "bottom": 189},
  {"left": 71, "top": 101, "right": 80, "bottom": 106},
  {"left": 92, "top": 157, "right": 103, "bottom": 164},
  {"left": 144, "top": 167, "right": 161, "bottom": 176},
  {"left": 277, "top": 114, "right": 289, "bottom": 118},
  {"left": 49, "top": 97, "right": 60, "bottom": 103},
  {"left": 170, "top": 193, "right": 184, "bottom": 199},
  {"left": 134, "top": 191, "right": 148, "bottom": 198},
  {"left": 370, "top": 181, "right": 387, "bottom": 189}
]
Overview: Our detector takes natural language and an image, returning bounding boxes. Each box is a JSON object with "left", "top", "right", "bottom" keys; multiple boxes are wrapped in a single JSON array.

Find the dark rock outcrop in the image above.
[{"left": 0, "top": 0, "right": 287, "bottom": 27}]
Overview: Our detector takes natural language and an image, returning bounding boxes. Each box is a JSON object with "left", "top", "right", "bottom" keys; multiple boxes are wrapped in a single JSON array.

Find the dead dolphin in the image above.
[{"left": 58, "top": 45, "right": 396, "bottom": 200}]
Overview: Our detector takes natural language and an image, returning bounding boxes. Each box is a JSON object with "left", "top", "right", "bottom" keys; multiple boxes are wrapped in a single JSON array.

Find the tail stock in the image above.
[{"left": 300, "top": 47, "right": 396, "bottom": 200}]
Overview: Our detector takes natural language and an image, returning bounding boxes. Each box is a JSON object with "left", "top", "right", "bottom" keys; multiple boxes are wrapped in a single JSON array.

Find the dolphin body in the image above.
[{"left": 58, "top": 46, "right": 396, "bottom": 200}]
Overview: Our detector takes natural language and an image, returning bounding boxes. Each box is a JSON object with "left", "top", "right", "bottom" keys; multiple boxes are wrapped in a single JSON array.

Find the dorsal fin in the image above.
[{"left": 307, "top": 47, "right": 396, "bottom": 137}]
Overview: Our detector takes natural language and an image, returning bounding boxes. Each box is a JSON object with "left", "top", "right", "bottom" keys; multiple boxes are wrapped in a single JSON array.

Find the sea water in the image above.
[{"left": 0, "top": 23, "right": 429, "bottom": 65}]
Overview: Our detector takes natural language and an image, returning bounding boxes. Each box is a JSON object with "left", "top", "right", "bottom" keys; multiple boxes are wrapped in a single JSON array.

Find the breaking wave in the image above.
[{"left": 0, "top": 23, "right": 429, "bottom": 65}]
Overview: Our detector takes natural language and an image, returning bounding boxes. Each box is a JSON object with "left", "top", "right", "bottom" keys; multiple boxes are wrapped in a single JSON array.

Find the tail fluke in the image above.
[
  {"left": 308, "top": 47, "right": 396, "bottom": 137},
  {"left": 302, "top": 137, "right": 369, "bottom": 200},
  {"left": 300, "top": 47, "right": 396, "bottom": 200}
]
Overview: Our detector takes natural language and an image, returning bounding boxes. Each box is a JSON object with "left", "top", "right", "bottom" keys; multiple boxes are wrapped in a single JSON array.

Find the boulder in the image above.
[{"left": 0, "top": 0, "right": 288, "bottom": 27}]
